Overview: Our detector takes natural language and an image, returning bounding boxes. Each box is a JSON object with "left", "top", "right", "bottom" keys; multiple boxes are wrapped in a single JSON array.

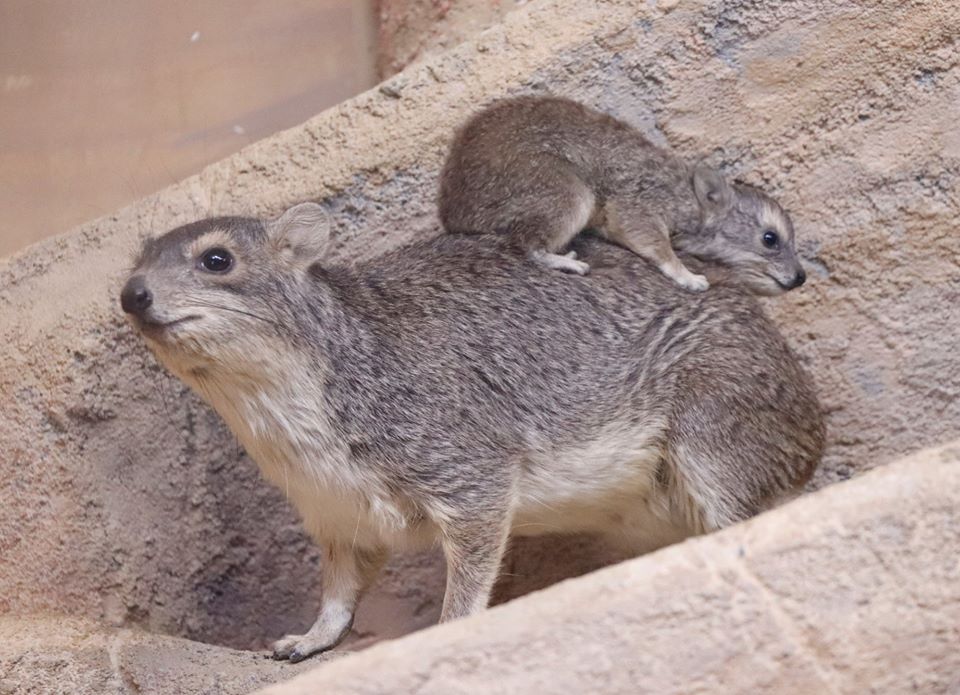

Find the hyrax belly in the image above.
[{"left": 511, "top": 427, "right": 684, "bottom": 542}]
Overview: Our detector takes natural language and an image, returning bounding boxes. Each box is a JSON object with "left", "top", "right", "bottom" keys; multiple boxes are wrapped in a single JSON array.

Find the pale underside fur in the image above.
[{"left": 162, "top": 351, "right": 689, "bottom": 552}]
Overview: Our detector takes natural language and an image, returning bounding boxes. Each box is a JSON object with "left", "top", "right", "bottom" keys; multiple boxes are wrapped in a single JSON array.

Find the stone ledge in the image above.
[
  {"left": 254, "top": 440, "right": 960, "bottom": 695},
  {"left": 0, "top": 616, "right": 332, "bottom": 695}
]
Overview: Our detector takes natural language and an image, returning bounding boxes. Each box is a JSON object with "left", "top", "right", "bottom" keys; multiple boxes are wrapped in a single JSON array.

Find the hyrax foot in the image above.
[
  {"left": 530, "top": 249, "right": 590, "bottom": 275},
  {"left": 661, "top": 263, "right": 709, "bottom": 292},
  {"left": 271, "top": 630, "right": 345, "bottom": 663}
]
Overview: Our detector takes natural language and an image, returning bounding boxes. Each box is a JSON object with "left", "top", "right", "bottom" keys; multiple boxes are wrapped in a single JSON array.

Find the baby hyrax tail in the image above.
[{"left": 439, "top": 96, "right": 807, "bottom": 295}]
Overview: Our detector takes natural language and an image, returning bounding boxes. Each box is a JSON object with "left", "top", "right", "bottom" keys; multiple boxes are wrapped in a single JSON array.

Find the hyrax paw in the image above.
[
  {"left": 681, "top": 273, "right": 710, "bottom": 292},
  {"left": 560, "top": 251, "right": 591, "bottom": 276},
  {"left": 660, "top": 261, "right": 709, "bottom": 291},
  {"left": 667, "top": 269, "right": 710, "bottom": 292},
  {"left": 271, "top": 634, "right": 334, "bottom": 663},
  {"left": 530, "top": 250, "right": 591, "bottom": 276},
  {"left": 271, "top": 635, "right": 302, "bottom": 660}
]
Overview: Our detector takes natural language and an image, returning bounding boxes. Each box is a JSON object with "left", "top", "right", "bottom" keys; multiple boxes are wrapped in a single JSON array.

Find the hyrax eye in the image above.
[
  {"left": 199, "top": 247, "right": 233, "bottom": 272},
  {"left": 762, "top": 230, "right": 780, "bottom": 249}
]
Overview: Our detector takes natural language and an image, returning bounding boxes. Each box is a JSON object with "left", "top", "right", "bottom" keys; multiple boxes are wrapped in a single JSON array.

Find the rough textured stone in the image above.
[
  {"left": 254, "top": 441, "right": 960, "bottom": 695},
  {"left": 375, "top": 0, "right": 523, "bottom": 78},
  {"left": 0, "top": 616, "right": 330, "bottom": 695},
  {"left": 1, "top": 0, "right": 959, "bottom": 667}
]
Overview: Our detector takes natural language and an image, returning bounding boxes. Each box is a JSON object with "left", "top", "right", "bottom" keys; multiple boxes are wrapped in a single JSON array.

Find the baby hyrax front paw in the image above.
[
  {"left": 661, "top": 263, "right": 710, "bottom": 292},
  {"left": 530, "top": 249, "right": 591, "bottom": 275}
]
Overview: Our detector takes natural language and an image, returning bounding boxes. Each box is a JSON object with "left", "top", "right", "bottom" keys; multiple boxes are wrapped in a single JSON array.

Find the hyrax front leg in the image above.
[
  {"left": 438, "top": 513, "right": 512, "bottom": 621},
  {"left": 272, "top": 544, "right": 386, "bottom": 662},
  {"left": 603, "top": 200, "right": 709, "bottom": 292}
]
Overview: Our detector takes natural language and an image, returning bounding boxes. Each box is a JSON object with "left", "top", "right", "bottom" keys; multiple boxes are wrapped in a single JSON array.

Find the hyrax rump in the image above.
[
  {"left": 121, "top": 204, "right": 824, "bottom": 662},
  {"left": 439, "top": 95, "right": 806, "bottom": 294}
]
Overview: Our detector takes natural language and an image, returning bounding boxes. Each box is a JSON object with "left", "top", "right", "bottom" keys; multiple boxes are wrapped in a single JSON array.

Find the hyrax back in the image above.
[
  {"left": 440, "top": 96, "right": 807, "bottom": 295},
  {"left": 121, "top": 206, "right": 823, "bottom": 661}
]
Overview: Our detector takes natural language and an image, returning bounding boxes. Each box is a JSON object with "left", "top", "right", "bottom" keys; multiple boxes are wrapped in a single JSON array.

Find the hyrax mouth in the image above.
[
  {"left": 770, "top": 269, "right": 806, "bottom": 291},
  {"left": 134, "top": 315, "right": 200, "bottom": 338},
  {"left": 772, "top": 276, "right": 794, "bottom": 291}
]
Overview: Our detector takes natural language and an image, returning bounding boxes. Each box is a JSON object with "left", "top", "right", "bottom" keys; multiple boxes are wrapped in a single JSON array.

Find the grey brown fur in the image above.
[
  {"left": 439, "top": 96, "right": 806, "bottom": 294},
  {"left": 121, "top": 205, "right": 824, "bottom": 662}
]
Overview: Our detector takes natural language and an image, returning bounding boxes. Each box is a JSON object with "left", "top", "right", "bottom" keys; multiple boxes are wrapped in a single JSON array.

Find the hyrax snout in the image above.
[
  {"left": 439, "top": 96, "right": 806, "bottom": 296},
  {"left": 122, "top": 204, "right": 823, "bottom": 662}
]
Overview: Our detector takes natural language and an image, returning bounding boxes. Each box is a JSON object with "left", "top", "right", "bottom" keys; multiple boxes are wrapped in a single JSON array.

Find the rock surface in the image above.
[
  {"left": 376, "top": 0, "right": 523, "bottom": 78},
  {"left": 253, "top": 440, "right": 960, "bottom": 695},
  {"left": 0, "top": 617, "right": 329, "bottom": 695},
  {"left": 1, "top": 0, "right": 958, "bottom": 668}
]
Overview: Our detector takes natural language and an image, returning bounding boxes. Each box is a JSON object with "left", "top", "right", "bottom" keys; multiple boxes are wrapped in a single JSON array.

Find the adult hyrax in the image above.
[
  {"left": 121, "top": 204, "right": 824, "bottom": 662},
  {"left": 440, "top": 95, "right": 806, "bottom": 294}
]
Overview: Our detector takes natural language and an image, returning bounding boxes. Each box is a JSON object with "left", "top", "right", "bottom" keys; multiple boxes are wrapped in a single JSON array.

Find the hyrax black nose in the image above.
[
  {"left": 120, "top": 276, "right": 153, "bottom": 316},
  {"left": 791, "top": 268, "right": 807, "bottom": 288}
]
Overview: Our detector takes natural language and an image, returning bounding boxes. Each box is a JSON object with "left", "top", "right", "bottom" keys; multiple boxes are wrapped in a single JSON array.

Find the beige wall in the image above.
[
  {"left": 0, "top": 0, "right": 518, "bottom": 259},
  {"left": 0, "top": 1, "right": 377, "bottom": 258}
]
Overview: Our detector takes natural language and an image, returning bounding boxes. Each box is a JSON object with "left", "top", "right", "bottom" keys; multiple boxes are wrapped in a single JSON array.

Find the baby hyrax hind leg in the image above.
[
  {"left": 529, "top": 249, "right": 589, "bottom": 275},
  {"left": 603, "top": 200, "right": 709, "bottom": 292},
  {"left": 272, "top": 544, "right": 387, "bottom": 662},
  {"left": 517, "top": 167, "right": 596, "bottom": 276}
]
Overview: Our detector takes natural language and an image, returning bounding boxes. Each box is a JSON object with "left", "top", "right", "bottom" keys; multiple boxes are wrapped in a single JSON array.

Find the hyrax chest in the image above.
[{"left": 192, "top": 370, "right": 434, "bottom": 549}]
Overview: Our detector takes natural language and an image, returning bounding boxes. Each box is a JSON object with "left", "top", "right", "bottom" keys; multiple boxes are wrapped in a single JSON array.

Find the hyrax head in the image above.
[
  {"left": 680, "top": 167, "right": 806, "bottom": 296},
  {"left": 120, "top": 203, "right": 329, "bottom": 372}
]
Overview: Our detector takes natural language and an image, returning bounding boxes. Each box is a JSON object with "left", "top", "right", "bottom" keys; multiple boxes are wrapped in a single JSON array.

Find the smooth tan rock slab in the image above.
[
  {"left": 254, "top": 441, "right": 960, "bottom": 695},
  {"left": 2, "top": 0, "right": 959, "bottom": 657}
]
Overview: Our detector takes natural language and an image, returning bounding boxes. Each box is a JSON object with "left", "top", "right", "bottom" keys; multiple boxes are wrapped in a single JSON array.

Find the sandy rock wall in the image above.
[
  {"left": 1, "top": 0, "right": 959, "bottom": 658},
  {"left": 375, "top": 0, "right": 523, "bottom": 78}
]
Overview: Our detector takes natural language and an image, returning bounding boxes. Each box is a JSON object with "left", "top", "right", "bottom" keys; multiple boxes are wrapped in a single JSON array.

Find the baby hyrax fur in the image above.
[
  {"left": 440, "top": 96, "right": 806, "bottom": 295},
  {"left": 121, "top": 204, "right": 824, "bottom": 662}
]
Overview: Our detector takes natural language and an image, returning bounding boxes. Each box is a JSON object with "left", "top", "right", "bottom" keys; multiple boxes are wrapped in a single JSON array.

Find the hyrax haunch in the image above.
[
  {"left": 121, "top": 204, "right": 824, "bottom": 661},
  {"left": 440, "top": 96, "right": 806, "bottom": 294}
]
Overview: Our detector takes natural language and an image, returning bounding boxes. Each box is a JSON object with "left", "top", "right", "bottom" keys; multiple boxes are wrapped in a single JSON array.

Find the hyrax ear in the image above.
[
  {"left": 268, "top": 202, "right": 331, "bottom": 263},
  {"left": 693, "top": 166, "right": 734, "bottom": 214}
]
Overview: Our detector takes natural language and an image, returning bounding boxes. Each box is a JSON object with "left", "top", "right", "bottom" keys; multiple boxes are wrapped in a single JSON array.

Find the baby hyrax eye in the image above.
[
  {"left": 762, "top": 230, "right": 780, "bottom": 249},
  {"left": 199, "top": 247, "right": 233, "bottom": 273}
]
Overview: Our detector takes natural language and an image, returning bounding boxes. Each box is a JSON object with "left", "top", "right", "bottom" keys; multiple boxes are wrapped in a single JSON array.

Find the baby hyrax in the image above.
[
  {"left": 440, "top": 95, "right": 806, "bottom": 295},
  {"left": 121, "top": 204, "right": 823, "bottom": 662}
]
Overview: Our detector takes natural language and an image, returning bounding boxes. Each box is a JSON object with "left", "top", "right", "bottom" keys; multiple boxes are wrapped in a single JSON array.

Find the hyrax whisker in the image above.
[
  {"left": 182, "top": 296, "right": 284, "bottom": 331},
  {"left": 152, "top": 371, "right": 170, "bottom": 420}
]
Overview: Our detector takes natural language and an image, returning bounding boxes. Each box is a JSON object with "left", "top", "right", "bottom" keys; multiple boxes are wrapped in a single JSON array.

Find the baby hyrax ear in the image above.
[
  {"left": 693, "top": 166, "right": 734, "bottom": 215},
  {"left": 268, "top": 202, "right": 331, "bottom": 263}
]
